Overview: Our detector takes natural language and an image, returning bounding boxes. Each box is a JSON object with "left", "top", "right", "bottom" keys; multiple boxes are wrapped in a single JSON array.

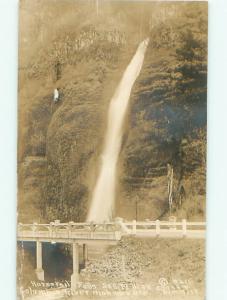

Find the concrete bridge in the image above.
[{"left": 17, "top": 218, "right": 205, "bottom": 289}]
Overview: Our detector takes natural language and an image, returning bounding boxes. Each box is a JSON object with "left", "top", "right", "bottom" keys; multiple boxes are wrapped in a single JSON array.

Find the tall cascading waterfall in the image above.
[{"left": 87, "top": 38, "right": 149, "bottom": 222}]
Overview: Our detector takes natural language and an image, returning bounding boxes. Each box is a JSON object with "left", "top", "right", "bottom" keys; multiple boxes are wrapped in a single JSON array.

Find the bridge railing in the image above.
[
  {"left": 17, "top": 221, "right": 122, "bottom": 241},
  {"left": 119, "top": 219, "right": 205, "bottom": 237},
  {"left": 17, "top": 219, "right": 206, "bottom": 241}
]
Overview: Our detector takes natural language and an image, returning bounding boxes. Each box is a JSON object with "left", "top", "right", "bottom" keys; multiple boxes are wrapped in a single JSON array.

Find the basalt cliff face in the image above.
[{"left": 18, "top": 0, "right": 207, "bottom": 223}]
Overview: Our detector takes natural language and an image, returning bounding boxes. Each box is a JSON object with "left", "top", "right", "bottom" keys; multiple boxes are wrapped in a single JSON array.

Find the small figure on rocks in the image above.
[{"left": 53, "top": 88, "right": 59, "bottom": 103}]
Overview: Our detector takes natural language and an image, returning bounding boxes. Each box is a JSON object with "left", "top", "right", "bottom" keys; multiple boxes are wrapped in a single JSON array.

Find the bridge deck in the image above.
[{"left": 17, "top": 230, "right": 121, "bottom": 245}]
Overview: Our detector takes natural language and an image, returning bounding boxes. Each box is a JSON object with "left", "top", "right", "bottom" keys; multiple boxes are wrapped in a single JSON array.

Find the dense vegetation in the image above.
[{"left": 18, "top": 0, "right": 207, "bottom": 223}]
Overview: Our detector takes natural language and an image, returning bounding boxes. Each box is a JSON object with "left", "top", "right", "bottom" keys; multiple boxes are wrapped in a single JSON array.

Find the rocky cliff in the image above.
[{"left": 18, "top": 0, "right": 207, "bottom": 223}]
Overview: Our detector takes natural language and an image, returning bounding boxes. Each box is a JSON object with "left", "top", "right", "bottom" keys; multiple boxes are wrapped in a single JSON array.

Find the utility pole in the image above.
[
  {"left": 96, "top": 0, "right": 99, "bottom": 16},
  {"left": 167, "top": 164, "right": 174, "bottom": 215},
  {"left": 135, "top": 195, "right": 139, "bottom": 221}
]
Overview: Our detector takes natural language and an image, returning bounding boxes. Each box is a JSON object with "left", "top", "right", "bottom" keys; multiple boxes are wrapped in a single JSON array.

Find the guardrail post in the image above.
[
  {"left": 132, "top": 220, "right": 137, "bottom": 235},
  {"left": 182, "top": 219, "right": 187, "bottom": 237},
  {"left": 156, "top": 220, "right": 160, "bottom": 237},
  {"left": 17, "top": 223, "right": 22, "bottom": 237},
  {"left": 49, "top": 222, "right": 55, "bottom": 242},
  {"left": 115, "top": 217, "right": 123, "bottom": 229},
  {"left": 71, "top": 243, "right": 79, "bottom": 290},
  {"left": 35, "top": 241, "right": 44, "bottom": 281},
  {"left": 114, "top": 217, "right": 123, "bottom": 239},
  {"left": 115, "top": 217, "right": 130, "bottom": 234},
  {"left": 32, "top": 222, "right": 37, "bottom": 237},
  {"left": 68, "top": 222, "right": 74, "bottom": 239}
]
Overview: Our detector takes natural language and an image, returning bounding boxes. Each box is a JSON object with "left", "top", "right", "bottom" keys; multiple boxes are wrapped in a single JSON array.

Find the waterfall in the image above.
[{"left": 87, "top": 38, "right": 149, "bottom": 222}]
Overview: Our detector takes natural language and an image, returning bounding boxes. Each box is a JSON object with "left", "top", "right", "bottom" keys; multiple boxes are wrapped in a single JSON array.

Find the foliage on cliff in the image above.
[{"left": 18, "top": 1, "right": 207, "bottom": 223}]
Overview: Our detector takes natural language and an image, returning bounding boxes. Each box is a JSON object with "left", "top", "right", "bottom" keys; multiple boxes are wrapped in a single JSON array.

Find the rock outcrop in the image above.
[{"left": 18, "top": 1, "right": 207, "bottom": 223}]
